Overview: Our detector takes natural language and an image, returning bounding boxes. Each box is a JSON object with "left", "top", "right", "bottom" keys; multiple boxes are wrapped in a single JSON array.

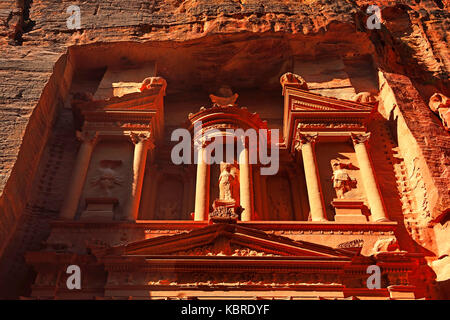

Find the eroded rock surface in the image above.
[{"left": 0, "top": 0, "right": 449, "bottom": 298}]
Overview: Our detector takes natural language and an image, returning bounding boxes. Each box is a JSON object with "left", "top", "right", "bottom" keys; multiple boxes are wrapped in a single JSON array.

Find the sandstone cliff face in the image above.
[{"left": 0, "top": 0, "right": 448, "bottom": 298}]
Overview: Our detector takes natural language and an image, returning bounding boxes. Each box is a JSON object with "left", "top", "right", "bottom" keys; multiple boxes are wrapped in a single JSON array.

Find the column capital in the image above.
[
  {"left": 351, "top": 132, "right": 371, "bottom": 145},
  {"left": 76, "top": 130, "right": 98, "bottom": 144},
  {"left": 194, "top": 136, "right": 214, "bottom": 150},
  {"left": 293, "top": 132, "right": 318, "bottom": 151},
  {"left": 129, "top": 131, "right": 153, "bottom": 146}
]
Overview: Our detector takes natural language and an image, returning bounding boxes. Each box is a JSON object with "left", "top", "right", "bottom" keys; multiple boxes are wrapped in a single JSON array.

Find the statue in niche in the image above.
[
  {"left": 331, "top": 160, "right": 356, "bottom": 199},
  {"left": 429, "top": 93, "right": 450, "bottom": 131},
  {"left": 89, "top": 160, "right": 123, "bottom": 196},
  {"left": 219, "top": 162, "right": 239, "bottom": 202}
]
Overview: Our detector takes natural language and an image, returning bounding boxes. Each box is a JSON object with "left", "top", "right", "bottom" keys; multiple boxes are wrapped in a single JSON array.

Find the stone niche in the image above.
[
  {"left": 78, "top": 140, "right": 133, "bottom": 220},
  {"left": 154, "top": 175, "right": 186, "bottom": 220},
  {"left": 139, "top": 164, "right": 195, "bottom": 220},
  {"left": 315, "top": 141, "right": 368, "bottom": 221},
  {"left": 253, "top": 156, "right": 309, "bottom": 221}
]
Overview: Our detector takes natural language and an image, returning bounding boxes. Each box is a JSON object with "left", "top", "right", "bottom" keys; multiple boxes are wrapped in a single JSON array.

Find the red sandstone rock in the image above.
[{"left": 0, "top": 0, "right": 448, "bottom": 299}]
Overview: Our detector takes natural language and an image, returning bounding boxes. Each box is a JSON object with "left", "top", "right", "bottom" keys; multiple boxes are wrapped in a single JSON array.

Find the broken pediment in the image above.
[
  {"left": 99, "top": 224, "right": 355, "bottom": 258},
  {"left": 93, "top": 63, "right": 157, "bottom": 100},
  {"left": 281, "top": 84, "right": 375, "bottom": 149},
  {"left": 286, "top": 88, "right": 375, "bottom": 113}
]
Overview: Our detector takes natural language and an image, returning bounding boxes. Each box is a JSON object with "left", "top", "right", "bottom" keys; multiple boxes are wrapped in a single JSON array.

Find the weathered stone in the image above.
[{"left": 0, "top": 0, "right": 448, "bottom": 299}]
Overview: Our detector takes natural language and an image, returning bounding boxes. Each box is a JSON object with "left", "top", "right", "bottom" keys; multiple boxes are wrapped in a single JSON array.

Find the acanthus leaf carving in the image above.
[{"left": 351, "top": 132, "right": 371, "bottom": 145}]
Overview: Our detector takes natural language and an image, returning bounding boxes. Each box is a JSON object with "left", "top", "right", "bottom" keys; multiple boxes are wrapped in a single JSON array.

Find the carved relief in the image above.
[
  {"left": 337, "top": 239, "right": 364, "bottom": 249},
  {"left": 429, "top": 93, "right": 450, "bottom": 130},
  {"left": 293, "top": 132, "right": 318, "bottom": 151},
  {"left": 209, "top": 205, "right": 242, "bottom": 221},
  {"left": 351, "top": 92, "right": 377, "bottom": 104},
  {"left": 280, "top": 72, "right": 308, "bottom": 91},
  {"left": 171, "top": 244, "right": 276, "bottom": 257},
  {"left": 140, "top": 76, "right": 167, "bottom": 96},
  {"left": 129, "top": 131, "right": 152, "bottom": 145},
  {"left": 140, "top": 271, "right": 340, "bottom": 287},
  {"left": 209, "top": 85, "right": 239, "bottom": 107},
  {"left": 296, "top": 122, "right": 364, "bottom": 130},
  {"left": 89, "top": 160, "right": 123, "bottom": 196},
  {"left": 331, "top": 160, "right": 357, "bottom": 199},
  {"left": 219, "top": 162, "right": 239, "bottom": 202},
  {"left": 370, "top": 237, "right": 400, "bottom": 255},
  {"left": 351, "top": 132, "right": 371, "bottom": 145}
]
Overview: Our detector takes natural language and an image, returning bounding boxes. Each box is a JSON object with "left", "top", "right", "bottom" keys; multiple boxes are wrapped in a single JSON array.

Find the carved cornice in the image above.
[{"left": 296, "top": 121, "right": 365, "bottom": 131}]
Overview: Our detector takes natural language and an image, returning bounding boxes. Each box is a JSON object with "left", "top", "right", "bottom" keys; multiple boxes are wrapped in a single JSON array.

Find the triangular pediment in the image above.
[
  {"left": 101, "top": 224, "right": 355, "bottom": 258},
  {"left": 285, "top": 88, "right": 374, "bottom": 112}
]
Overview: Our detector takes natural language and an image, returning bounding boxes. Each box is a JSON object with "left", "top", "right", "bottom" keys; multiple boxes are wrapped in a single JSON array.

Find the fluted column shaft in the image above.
[
  {"left": 351, "top": 133, "right": 389, "bottom": 222},
  {"left": 60, "top": 131, "right": 98, "bottom": 220}
]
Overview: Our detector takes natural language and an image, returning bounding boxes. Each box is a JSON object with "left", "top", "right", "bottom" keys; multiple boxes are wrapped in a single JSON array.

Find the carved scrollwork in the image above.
[
  {"left": 293, "top": 132, "right": 318, "bottom": 151},
  {"left": 209, "top": 205, "right": 242, "bottom": 221},
  {"left": 350, "top": 132, "right": 371, "bottom": 145},
  {"left": 129, "top": 131, "right": 152, "bottom": 145}
]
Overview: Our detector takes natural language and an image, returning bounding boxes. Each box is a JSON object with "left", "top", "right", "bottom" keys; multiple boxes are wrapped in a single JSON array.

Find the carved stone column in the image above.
[
  {"left": 194, "top": 139, "right": 210, "bottom": 221},
  {"left": 125, "top": 132, "right": 153, "bottom": 221},
  {"left": 239, "top": 140, "right": 252, "bottom": 221},
  {"left": 351, "top": 133, "right": 389, "bottom": 222},
  {"left": 60, "top": 130, "right": 98, "bottom": 220},
  {"left": 295, "top": 133, "right": 327, "bottom": 222}
]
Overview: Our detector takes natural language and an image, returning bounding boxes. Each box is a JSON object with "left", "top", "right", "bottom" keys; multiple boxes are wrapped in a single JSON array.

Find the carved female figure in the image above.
[
  {"left": 331, "top": 161, "right": 355, "bottom": 199},
  {"left": 219, "top": 162, "right": 239, "bottom": 202}
]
